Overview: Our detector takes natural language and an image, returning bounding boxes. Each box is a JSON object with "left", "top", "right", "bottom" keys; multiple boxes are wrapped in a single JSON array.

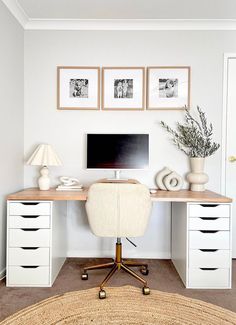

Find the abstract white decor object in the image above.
[{"left": 156, "top": 167, "right": 183, "bottom": 191}]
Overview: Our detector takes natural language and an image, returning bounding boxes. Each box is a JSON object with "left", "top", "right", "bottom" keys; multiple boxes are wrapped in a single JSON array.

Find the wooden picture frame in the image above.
[
  {"left": 57, "top": 66, "right": 100, "bottom": 110},
  {"left": 147, "top": 66, "right": 191, "bottom": 110},
  {"left": 102, "top": 67, "right": 145, "bottom": 110}
]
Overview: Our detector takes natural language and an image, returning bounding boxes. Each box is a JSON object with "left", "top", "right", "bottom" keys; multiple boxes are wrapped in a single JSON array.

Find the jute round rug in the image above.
[{"left": 1, "top": 286, "right": 236, "bottom": 325}]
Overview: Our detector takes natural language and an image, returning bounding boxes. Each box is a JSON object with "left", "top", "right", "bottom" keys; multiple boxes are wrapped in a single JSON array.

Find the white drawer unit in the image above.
[
  {"left": 189, "top": 204, "right": 230, "bottom": 218},
  {"left": 189, "top": 230, "right": 230, "bottom": 250},
  {"left": 188, "top": 268, "right": 230, "bottom": 288},
  {"left": 172, "top": 202, "right": 232, "bottom": 289},
  {"left": 7, "top": 200, "right": 67, "bottom": 287},
  {"left": 9, "top": 202, "right": 51, "bottom": 216},
  {"left": 189, "top": 249, "right": 231, "bottom": 268},
  {"left": 8, "top": 266, "right": 50, "bottom": 286},
  {"left": 8, "top": 248, "right": 50, "bottom": 266},
  {"left": 189, "top": 217, "right": 229, "bottom": 231},
  {"left": 9, "top": 229, "right": 50, "bottom": 247},
  {"left": 9, "top": 215, "right": 50, "bottom": 229}
]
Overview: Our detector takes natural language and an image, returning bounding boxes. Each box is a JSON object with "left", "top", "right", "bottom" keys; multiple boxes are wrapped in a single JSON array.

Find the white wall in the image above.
[
  {"left": 24, "top": 30, "right": 236, "bottom": 258},
  {"left": 0, "top": 2, "right": 24, "bottom": 277}
]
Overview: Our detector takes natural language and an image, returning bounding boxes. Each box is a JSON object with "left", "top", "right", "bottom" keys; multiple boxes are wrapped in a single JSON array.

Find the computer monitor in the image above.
[{"left": 87, "top": 134, "right": 149, "bottom": 171}]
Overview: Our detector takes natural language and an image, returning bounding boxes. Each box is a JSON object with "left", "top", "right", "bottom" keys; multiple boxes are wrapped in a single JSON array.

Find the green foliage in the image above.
[{"left": 160, "top": 106, "right": 220, "bottom": 158}]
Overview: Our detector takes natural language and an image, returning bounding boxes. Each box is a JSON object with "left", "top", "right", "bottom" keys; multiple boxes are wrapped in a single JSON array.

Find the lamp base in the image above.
[{"left": 38, "top": 166, "right": 50, "bottom": 190}]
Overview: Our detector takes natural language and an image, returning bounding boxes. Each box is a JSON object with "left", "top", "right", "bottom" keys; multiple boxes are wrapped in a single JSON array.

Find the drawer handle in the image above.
[
  {"left": 21, "top": 228, "right": 40, "bottom": 231},
  {"left": 200, "top": 204, "right": 219, "bottom": 208},
  {"left": 20, "top": 266, "right": 39, "bottom": 268},
  {"left": 21, "top": 215, "right": 40, "bottom": 219},
  {"left": 199, "top": 230, "right": 219, "bottom": 233},
  {"left": 200, "top": 268, "right": 218, "bottom": 271},
  {"left": 21, "top": 247, "right": 39, "bottom": 250},
  {"left": 200, "top": 249, "right": 218, "bottom": 252},
  {"left": 21, "top": 202, "right": 40, "bottom": 206},
  {"left": 200, "top": 217, "right": 219, "bottom": 220}
]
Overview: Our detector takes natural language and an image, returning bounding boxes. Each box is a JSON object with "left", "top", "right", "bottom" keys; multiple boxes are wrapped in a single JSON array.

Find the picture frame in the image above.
[
  {"left": 102, "top": 67, "right": 145, "bottom": 110},
  {"left": 57, "top": 66, "right": 100, "bottom": 110},
  {"left": 147, "top": 66, "right": 191, "bottom": 110}
]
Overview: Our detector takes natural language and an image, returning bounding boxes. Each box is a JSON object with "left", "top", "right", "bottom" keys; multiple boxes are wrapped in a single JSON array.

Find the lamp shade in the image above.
[{"left": 26, "top": 144, "right": 62, "bottom": 166}]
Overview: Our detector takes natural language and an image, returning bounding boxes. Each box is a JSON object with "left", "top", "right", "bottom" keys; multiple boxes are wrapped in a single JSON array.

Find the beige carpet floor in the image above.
[
  {"left": 1, "top": 285, "right": 236, "bottom": 325},
  {"left": 0, "top": 259, "right": 235, "bottom": 321}
]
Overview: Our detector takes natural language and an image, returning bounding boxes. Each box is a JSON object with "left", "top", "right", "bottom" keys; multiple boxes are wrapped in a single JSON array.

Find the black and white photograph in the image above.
[
  {"left": 57, "top": 67, "right": 100, "bottom": 110},
  {"left": 159, "top": 78, "right": 178, "bottom": 98},
  {"left": 70, "top": 79, "right": 88, "bottom": 98},
  {"left": 114, "top": 79, "right": 133, "bottom": 98},
  {"left": 102, "top": 67, "right": 144, "bottom": 110},
  {"left": 147, "top": 67, "right": 190, "bottom": 110}
]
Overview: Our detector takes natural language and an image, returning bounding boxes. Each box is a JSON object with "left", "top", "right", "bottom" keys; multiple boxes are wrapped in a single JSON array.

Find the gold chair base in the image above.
[{"left": 82, "top": 242, "right": 149, "bottom": 290}]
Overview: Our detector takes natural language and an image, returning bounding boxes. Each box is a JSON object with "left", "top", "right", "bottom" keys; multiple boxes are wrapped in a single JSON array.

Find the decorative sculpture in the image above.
[{"left": 155, "top": 167, "right": 183, "bottom": 191}]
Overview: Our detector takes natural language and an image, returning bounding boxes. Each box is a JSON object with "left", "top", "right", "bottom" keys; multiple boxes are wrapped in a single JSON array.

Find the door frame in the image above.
[{"left": 221, "top": 53, "right": 236, "bottom": 195}]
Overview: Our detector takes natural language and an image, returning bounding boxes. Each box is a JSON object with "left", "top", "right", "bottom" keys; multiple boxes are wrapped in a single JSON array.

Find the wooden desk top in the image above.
[{"left": 7, "top": 188, "right": 232, "bottom": 203}]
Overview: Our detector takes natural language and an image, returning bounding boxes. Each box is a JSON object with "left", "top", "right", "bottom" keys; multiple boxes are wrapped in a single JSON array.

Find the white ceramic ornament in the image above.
[{"left": 155, "top": 167, "right": 183, "bottom": 191}]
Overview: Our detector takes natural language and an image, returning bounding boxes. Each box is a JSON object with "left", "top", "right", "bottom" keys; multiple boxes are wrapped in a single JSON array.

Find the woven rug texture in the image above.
[{"left": 1, "top": 285, "right": 236, "bottom": 325}]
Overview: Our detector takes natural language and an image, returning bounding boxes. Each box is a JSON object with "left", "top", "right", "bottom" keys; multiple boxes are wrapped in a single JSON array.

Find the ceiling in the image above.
[
  {"left": 16, "top": 0, "right": 236, "bottom": 19},
  {"left": 2, "top": 0, "right": 236, "bottom": 30}
]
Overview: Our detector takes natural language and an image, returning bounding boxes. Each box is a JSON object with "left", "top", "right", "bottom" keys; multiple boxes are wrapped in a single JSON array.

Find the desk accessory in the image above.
[
  {"left": 156, "top": 167, "right": 183, "bottom": 191},
  {"left": 56, "top": 187, "right": 83, "bottom": 191},
  {"left": 59, "top": 176, "right": 80, "bottom": 186},
  {"left": 149, "top": 189, "right": 157, "bottom": 194},
  {"left": 26, "top": 144, "right": 62, "bottom": 191},
  {"left": 56, "top": 176, "right": 83, "bottom": 191},
  {"left": 160, "top": 106, "right": 220, "bottom": 191}
]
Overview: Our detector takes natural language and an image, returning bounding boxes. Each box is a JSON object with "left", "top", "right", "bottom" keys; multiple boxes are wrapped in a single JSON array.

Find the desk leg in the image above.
[{"left": 171, "top": 202, "right": 188, "bottom": 287}]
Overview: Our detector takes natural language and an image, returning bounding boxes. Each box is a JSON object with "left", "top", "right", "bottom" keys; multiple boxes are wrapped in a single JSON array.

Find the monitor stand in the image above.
[
  {"left": 103, "top": 171, "right": 139, "bottom": 184},
  {"left": 114, "top": 170, "right": 123, "bottom": 180},
  {"left": 106, "top": 170, "right": 128, "bottom": 181}
]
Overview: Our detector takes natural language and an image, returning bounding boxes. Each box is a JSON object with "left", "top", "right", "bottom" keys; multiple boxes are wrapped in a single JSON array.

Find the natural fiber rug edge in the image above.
[{"left": 1, "top": 285, "right": 236, "bottom": 325}]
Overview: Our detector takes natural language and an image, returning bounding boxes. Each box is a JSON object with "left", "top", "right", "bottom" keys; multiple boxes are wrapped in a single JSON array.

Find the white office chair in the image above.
[{"left": 81, "top": 182, "right": 152, "bottom": 299}]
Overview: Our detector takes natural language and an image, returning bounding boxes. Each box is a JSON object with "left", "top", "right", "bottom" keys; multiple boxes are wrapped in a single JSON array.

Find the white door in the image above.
[{"left": 224, "top": 55, "right": 236, "bottom": 257}]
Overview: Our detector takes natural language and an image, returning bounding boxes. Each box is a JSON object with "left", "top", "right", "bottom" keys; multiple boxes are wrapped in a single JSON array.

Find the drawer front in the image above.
[
  {"left": 9, "top": 202, "right": 51, "bottom": 216},
  {"left": 9, "top": 215, "right": 50, "bottom": 229},
  {"left": 7, "top": 266, "right": 50, "bottom": 286},
  {"left": 8, "top": 247, "right": 50, "bottom": 266},
  {"left": 189, "top": 217, "right": 229, "bottom": 231},
  {"left": 9, "top": 229, "right": 50, "bottom": 247},
  {"left": 189, "top": 231, "right": 230, "bottom": 249},
  {"left": 189, "top": 249, "right": 231, "bottom": 268},
  {"left": 189, "top": 204, "right": 230, "bottom": 218},
  {"left": 188, "top": 268, "right": 230, "bottom": 288}
]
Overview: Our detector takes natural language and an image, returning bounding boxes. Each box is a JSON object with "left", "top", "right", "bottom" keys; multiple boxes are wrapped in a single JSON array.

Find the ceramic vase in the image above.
[{"left": 187, "top": 157, "right": 209, "bottom": 191}]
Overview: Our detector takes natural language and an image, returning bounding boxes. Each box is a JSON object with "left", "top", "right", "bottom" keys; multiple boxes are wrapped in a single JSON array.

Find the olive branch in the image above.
[{"left": 160, "top": 106, "right": 220, "bottom": 158}]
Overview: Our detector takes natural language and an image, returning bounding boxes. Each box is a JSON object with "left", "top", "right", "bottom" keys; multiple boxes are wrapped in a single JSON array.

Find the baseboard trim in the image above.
[
  {"left": 67, "top": 250, "right": 171, "bottom": 259},
  {"left": 0, "top": 268, "right": 6, "bottom": 281}
]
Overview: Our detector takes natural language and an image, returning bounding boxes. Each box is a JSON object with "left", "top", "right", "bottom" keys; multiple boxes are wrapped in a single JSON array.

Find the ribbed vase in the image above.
[{"left": 187, "top": 157, "right": 209, "bottom": 191}]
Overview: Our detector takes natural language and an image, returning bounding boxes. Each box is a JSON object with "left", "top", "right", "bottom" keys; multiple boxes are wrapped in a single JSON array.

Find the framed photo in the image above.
[
  {"left": 57, "top": 66, "right": 100, "bottom": 110},
  {"left": 102, "top": 67, "right": 145, "bottom": 110},
  {"left": 147, "top": 66, "right": 191, "bottom": 110}
]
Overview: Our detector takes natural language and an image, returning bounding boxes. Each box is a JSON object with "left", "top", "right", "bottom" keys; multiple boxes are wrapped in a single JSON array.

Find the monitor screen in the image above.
[{"left": 87, "top": 134, "right": 149, "bottom": 169}]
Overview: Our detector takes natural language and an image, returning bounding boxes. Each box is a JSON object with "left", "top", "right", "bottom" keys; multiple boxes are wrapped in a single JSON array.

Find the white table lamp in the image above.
[{"left": 27, "top": 144, "right": 62, "bottom": 190}]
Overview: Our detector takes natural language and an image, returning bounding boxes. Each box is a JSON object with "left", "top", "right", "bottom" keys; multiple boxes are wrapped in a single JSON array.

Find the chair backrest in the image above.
[{"left": 85, "top": 183, "right": 152, "bottom": 238}]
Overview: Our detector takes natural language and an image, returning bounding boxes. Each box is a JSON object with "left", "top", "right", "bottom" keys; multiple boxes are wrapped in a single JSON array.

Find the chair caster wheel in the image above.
[
  {"left": 99, "top": 289, "right": 106, "bottom": 299},
  {"left": 142, "top": 286, "right": 150, "bottom": 295},
  {"left": 81, "top": 273, "right": 88, "bottom": 280},
  {"left": 140, "top": 267, "right": 149, "bottom": 276}
]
